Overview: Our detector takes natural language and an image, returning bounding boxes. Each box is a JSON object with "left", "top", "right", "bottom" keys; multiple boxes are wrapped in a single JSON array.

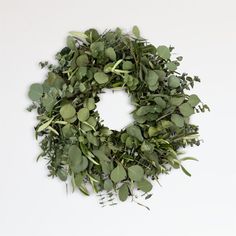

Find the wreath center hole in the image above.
[{"left": 96, "top": 89, "right": 135, "bottom": 131}]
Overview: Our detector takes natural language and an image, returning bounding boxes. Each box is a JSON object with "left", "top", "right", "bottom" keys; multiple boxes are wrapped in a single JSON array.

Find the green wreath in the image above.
[{"left": 28, "top": 26, "right": 209, "bottom": 205}]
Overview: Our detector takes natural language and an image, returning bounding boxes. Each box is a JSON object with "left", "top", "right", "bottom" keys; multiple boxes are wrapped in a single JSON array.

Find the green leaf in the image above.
[
  {"left": 28, "top": 83, "right": 43, "bottom": 101},
  {"left": 188, "top": 94, "right": 200, "bottom": 107},
  {"left": 181, "top": 165, "right": 191, "bottom": 177},
  {"left": 170, "top": 96, "right": 185, "bottom": 106},
  {"left": 136, "top": 106, "right": 153, "bottom": 116},
  {"left": 148, "top": 127, "right": 158, "bottom": 137},
  {"left": 57, "top": 169, "right": 67, "bottom": 181},
  {"left": 168, "top": 75, "right": 180, "bottom": 88},
  {"left": 110, "top": 164, "right": 127, "bottom": 183},
  {"left": 68, "top": 145, "right": 83, "bottom": 173},
  {"left": 118, "top": 183, "right": 129, "bottom": 202},
  {"left": 122, "top": 61, "right": 134, "bottom": 70},
  {"left": 137, "top": 179, "right": 153, "bottom": 193},
  {"left": 105, "top": 47, "right": 116, "bottom": 61},
  {"left": 90, "top": 42, "right": 104, "bottom": 57},
  {"left": 75, "top": 156, "right": 88, "bottom": 172},
  {"left": 93, "top": 149, "right": 110, "bottom": 162},
  {"left": 132, "top": 25, "right": 140, "bottom": 38},
  {"left": 75, "top": 173, "right": 83, "bottom": 187},
  {"left": 180, "top": 157, "right": 199, "bottom": 162},
  {"left": 154, "top": 97, "right": 166, "bottom": 108},
  {"left": 128, "top": 165, "right": 144, "bottom": 181},
  {"left": 69, "top": 31, "right": 88, "bottom": 41},
  {"left": 94, "top": 72, "right": 109, "bottom": 84},
  {"left": 179, "top": 103, "right": 194, "bottom": 117},
  {"left": 37, "top": 117, "right": 54, "bottom": 132},
  {"left": 104, "top": 179, "right": 113, "bottom": 191},
  {"left": 157, "top": 45, "right": 170, "bottom": 60},
  {"left": 145, "top": 70, "right": 159, "bottom": 87},
  {"left": 126, "top": 125, "right": 144, "bottom": 142},
  {"left": 77, "top": 107, "right": 89, "bottom": 121},
  {"left": 76, "top": 54, "right": 89, "bottom": 67},
  {"left": 166, "top": 62, "right": 177, "bottom": 71},
  {"left": 60, "top": 103, "right": 76, "bottom": 120},
  {"left": 62, "top": 124, "right": 73, "bottom": 138},
  {"left": 171, "top": 114, "right": 184, "bottom": 127},
  {"left": 86, "top": 132, "right": 99, "bottom": 146},
  {"left": 141, "top": 141, "right": 154, "bottom": 153},
  {"left": 66, "top": 36, "right": 76, "bottom": 50},
  {"left": 85, "top": 98, "right": 96, "bottom": 110},
  {"left": 42, "top": 94, "right": 56, "bottom": 112}
]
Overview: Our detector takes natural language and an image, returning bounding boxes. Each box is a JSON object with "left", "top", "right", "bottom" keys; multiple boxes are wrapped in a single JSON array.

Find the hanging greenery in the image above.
[{"left": 27, "top": 26, "right": 209, "bottom": 206}]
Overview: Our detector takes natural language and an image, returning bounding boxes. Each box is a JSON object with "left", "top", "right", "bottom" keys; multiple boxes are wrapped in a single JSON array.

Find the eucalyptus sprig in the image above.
[{"left": 28, "top": 26, "right": 209, "bottom": 204}]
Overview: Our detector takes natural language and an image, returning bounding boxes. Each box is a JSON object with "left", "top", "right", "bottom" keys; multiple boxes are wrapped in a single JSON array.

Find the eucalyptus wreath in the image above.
[{"left": 27, "top": 26, "right": 209, "bottom": 206}]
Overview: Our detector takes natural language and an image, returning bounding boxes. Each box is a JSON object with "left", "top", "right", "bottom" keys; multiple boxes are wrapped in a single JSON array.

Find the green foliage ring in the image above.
[{"left": 28, "top": 26, "right": 209, "bottom": 205}]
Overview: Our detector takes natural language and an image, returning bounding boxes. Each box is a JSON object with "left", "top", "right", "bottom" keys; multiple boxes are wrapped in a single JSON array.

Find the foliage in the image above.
[{"left": 28, "top": 26, "right": 209, "bottom": 205}]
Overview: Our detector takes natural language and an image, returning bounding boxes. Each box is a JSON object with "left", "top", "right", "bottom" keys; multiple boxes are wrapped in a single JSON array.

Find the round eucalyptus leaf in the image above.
[
  {"left": 166, "top": 62, "right": 177, "bottom": 71},
  {"left": 104, "top": 179, "right": 113, "bottom": 191},
  {"left": 76, "top": 55, "right": 89, "bottom": 67},
  {"left": 105, "top": 47, "right": 116, "bottom": 61},
  {"left": 28, "top": 83, "right": 43, "bottom": 101},
  {"left": 77, "top": 108, "right": 89, "bottom": 121},
  {"left": 168, "top": 75, "right": 180, "bottom": 88},
  {"left": 94, "top": 72, "right": 109, "bottom": 84},
  {"left": 188, "top": 94, "right": 200, "bottom": 107},
  {"left": 157, "top": 45, "right": 170, "bottom": 60},
  {"left": 60, "top": 104, "right": 76, "bottom": 120},
  {"left": 179, "top": 103, "right": 194, "bottom": 117}
]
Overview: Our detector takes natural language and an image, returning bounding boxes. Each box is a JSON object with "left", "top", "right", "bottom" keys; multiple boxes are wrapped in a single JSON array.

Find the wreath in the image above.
[{"left": 27, "top": 26, "right": 209, "bottom": 206}]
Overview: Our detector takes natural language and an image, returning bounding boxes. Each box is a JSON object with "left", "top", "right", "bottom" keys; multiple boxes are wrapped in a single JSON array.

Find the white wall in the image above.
[{"left": 0, "top": 0, "right": 236, "bottom": 235}]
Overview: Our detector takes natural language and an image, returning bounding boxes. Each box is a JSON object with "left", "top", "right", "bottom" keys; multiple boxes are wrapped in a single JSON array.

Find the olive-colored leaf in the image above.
[
  {"left": 93, "top": 149, "right": 110, "bottom": 162},
  {"left": 132, "top": 25, "right": 140, "bottom": 38},
  {"left": 85, "top": 98, "right": 96, "bottom": 110},
  {"left": 118, "top": 183, "right": 129, "bottom": 201},
  {"left": 60, "top": 103, "right": 76, "bottom": 120},
  {"left": 28, "top": 83, "right": 43, "bottom": 101},
  {"left": 170, "top": 96, "right": 185, "bottom": 106},
  {"left": 122, "top": 61, "right": 134, "bottom": 70},
  {"left": 181, "top": 165, "right": 191, "bottom": 177},
  {"left": 68, "top": 145, "right": 83, "bottom": 172},
  {"left": 75, "top": 173, "right": 83, "bottom": 187},
  {"left": 137, "top": 178, "right": 153, "bottom": 193},
  {"left": 76, "top": 54, "right": 89, "bottom": 67},
  {"left": 57, "top": 169, "right": 67, "bottom": 181},
  {"left": 110, "top": 164, "right": 127, "bottom": 183},
  {"left": 188, "top": 94, "right": 201, "bottom": 107},
  {"left": 128, "top": 165, "right": 144, "bottom": 181},
  {"left": 105, "top": 47, "right": 116, "bottom": 61},
  {"left": 171, "top": 114, "right": 184, "bottom": 127},
  {"left": 157, "top": 45, "right": 170, "bottom": 60},
  {"left": 145, "top": 70, "right": 159, "bottom": 87},
  {"left": 66, "top": 36, "right": 76, "bottom": 50},
  {"left": 94, "top": 72, "right": 109, "bottom": 84},
  {"left": 77, "top": 107, "right": 89, "bottom": 121},
  {"left": 126, "top": 125, "right": 144, "bottom": 142},
  {"left": 179, "top": 103, "right": 194, "bottom": 117},
  {"left": 168, "top": 75, "right": 180, "bottom": 88},
  {"left": 37, "top": 117, "right": 54, "bottom": 132},
  {"left": 141, "top": 141, "right": 154, "bottom": 153},
  {"left": 166, "top": 62, "right": 177, "bottom": 71},
  {"left": 104, "top": 179, "right": 113, "bottom": 191}
]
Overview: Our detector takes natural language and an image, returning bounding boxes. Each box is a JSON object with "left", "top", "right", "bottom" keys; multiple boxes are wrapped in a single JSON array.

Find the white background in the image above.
[{"left": 0, "top": 0, "right": 236, "bottom": 235}]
